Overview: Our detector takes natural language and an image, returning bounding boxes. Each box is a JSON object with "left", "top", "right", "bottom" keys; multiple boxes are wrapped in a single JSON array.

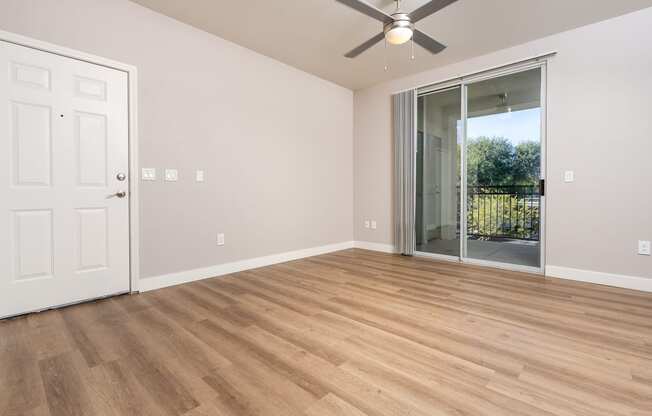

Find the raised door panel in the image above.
[
  {"left": 12, "top": 210, "right": 54, "bottom": 281},
  {"left": 75, "top": 208, "right": 108, "bottom": 272},
  {"left": 74, "top": 76, "right": 107, "bottom": 101},
  {"left": 76, "top": 112, "right": 107, "bottom": 187},
  {"left": 12, "top": 102, "right": 52, "bottom": 186},
  {"left": 12, "top": 62, "right": 51, "bottom": 90}
]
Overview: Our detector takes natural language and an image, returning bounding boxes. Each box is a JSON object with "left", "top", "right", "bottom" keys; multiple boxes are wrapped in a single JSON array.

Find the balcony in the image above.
[
  {"left": 417, "top": 185, "right": 541, "bottom": 268},
  {"left": 467, "top": 184, "right": 540, "bottom": 267}
]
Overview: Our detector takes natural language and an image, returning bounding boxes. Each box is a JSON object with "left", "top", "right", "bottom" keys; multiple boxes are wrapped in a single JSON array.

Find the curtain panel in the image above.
[{"left": 393, "top": 89, "right": 416, "bottom": 255}]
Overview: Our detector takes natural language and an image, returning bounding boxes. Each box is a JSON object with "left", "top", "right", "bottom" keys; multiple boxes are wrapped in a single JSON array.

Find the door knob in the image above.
[{"left": 109, "top": 191, "right": 127, "bottom": 198}]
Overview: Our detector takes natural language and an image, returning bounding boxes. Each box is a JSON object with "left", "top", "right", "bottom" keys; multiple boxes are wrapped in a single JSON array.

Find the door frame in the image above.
[
  {"left": 0, "top": 29, "right": 141, "bottom": 292},
  {"left": 414, "top": 58, "right": 549, "bottom": 275}
]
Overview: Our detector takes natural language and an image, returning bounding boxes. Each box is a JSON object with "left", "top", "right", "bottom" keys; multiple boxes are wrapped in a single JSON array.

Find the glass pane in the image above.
[
  {"left": 416, "top": 87, "right": 461, "bottom": 256},
  {"left": 465, "top": 68, "right": 542, "bottom": 268}
]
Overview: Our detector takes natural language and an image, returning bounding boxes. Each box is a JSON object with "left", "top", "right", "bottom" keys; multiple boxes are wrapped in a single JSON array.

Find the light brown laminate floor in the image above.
[{"left": 2, "top": 249, "right": 652, "bottom": 416}]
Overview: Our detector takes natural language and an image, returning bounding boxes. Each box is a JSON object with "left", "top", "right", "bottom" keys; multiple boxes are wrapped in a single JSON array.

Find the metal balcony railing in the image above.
[{"left": 462, "top": 185, "right": 540, "bottom": 241}]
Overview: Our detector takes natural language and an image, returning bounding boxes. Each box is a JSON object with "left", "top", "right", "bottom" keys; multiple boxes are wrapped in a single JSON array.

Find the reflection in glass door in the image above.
[
  {"left": 416, "top": 87, "right": 461, "bottom": 257},
  {"left": 464, "top": 68, "right": 543, "bottom": 268}
]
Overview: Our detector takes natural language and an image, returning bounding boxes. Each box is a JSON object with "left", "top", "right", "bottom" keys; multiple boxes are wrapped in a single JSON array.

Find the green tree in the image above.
[
  {"left": 466, "top": 136, "right": 514, "bottom": 186},
  {"left": 513, "top": 141, "right": 540, "bottom": 185},
  {"left": 464, "top": 137, "right": 540, "bottom": 186}
]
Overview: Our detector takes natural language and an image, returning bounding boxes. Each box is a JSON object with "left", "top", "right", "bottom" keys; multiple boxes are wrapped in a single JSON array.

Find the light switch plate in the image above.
[
  {"left": 564, "top": 171, "right": 574, "bottom": 183},
  {"left": 371, "top": 220, "right": 377, "bottom": 230},
  {"left": 196, "top": 170, "right": 205, "bottom": 182},
  {"left": 217, "top": 233, "right": 225, "bottom": 246},
  {"left": 364, "top": 220, "right": 370, "bottom": 229},
  {"left": 141, "top": 168, "right": 156, "bottom": 181},
  {"left": 165, "top": 169, "right": 178, "bottom": 182},
  {"left": 639, "top": 240, "right": 651, "bottom": 256}
]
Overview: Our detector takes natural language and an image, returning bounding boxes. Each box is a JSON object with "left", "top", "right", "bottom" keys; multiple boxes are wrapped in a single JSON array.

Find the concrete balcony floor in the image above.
[{"left": 416, "top": 238, "right": 540, "bottom": 268}]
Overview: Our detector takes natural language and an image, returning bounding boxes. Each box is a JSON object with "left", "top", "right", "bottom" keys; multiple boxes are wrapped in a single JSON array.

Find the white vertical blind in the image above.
[{"left": 393, "top": 89, "right": 416, "bottom": 255}]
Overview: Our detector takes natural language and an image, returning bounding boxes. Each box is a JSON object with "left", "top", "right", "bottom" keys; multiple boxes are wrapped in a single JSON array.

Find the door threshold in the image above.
[
  {"left": 414, "top": 251, "right": 460, "bottom": 263},
  {"left": 462, "top": 258, "right": 544, "bottom": 275},
  {"left": 415, "top": 252, "right": 544, "bottom": 275}
]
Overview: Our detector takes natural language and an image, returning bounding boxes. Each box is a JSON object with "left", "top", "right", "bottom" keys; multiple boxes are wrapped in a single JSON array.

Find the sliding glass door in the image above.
[
  {"left": 464, "top": 68, "right": 543, "bottom": 268},
  {"left": 416, "top": 87, "right": 461, "bottom": 257},
  {"left": 415, "top": 64, "right": 545, "bottom": 272}
]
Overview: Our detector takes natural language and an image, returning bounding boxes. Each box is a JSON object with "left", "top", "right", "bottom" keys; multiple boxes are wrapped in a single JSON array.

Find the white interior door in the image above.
[{"left": 0, "top": 40, "right": 130, "bottom": 318}]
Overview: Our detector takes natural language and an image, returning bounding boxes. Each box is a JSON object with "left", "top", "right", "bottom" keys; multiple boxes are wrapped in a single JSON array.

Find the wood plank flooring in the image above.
[{"left": 2, "top": 248, "right": 652, "bottom": 416}]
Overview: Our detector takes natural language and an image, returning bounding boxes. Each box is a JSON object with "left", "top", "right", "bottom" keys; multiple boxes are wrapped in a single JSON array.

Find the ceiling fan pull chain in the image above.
[
  {"left": 384, "top": 37, "right": 389, "bottom": 71},
  {"left": 411, "top": 27, "right": 415, "bottom": 60}
]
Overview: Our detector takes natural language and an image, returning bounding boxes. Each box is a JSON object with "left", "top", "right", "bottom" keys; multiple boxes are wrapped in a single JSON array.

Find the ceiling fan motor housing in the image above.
[{"left": 383, "top": 13, "right": 414, "bottom": 45}]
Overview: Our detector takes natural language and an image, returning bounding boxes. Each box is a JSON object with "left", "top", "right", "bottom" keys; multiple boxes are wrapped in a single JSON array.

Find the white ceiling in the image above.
[{"left": 130, "top": 0, "right": 652, "bottom": 90}]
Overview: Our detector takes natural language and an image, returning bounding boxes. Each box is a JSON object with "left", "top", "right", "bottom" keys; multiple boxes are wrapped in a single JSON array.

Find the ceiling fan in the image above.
[{"left": 336, "top": 0, "right": 458, "bottom": 58}]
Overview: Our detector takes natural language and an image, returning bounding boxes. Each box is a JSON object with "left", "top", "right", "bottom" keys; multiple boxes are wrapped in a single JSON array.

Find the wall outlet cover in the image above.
[
  {"left": 165, "top": 169, "right": 178, "bottom": 182},
  {"left": 196, "top": 170, "right": 205, "bottom": 182},
  {"left": 639, "top": 240, "right": 651, "bottom": 256},
  {"left": 564, "top": 170, "right": 574, "bottom": 183},
  {"left": 217, "top": 233, "right": 225, "bottom": 246},
  {"left": 141, "top": 168, "right": 156, "bottom": 181},
  {"left": 371, "top": 220, "right": 377, "bottom": 230}
]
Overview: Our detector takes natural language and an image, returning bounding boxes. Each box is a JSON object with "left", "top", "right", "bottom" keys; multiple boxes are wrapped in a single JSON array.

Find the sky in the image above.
[{"left": 467, "top": 108, "right": 541, "bottom": 145}]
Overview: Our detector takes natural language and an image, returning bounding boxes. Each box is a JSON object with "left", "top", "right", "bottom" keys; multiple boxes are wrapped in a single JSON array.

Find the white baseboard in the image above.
[
  {"left": 353, "top": 241, "right": 397, "bottom": 253},
  {"left": 140, "top": 240, "right": 650, "bottom": 295},
  {"left": 546, "top": 265, "right": 652, "bottom": 293},
  {"left": 139, "top": 241, "right": 355, "bottom": 292}
]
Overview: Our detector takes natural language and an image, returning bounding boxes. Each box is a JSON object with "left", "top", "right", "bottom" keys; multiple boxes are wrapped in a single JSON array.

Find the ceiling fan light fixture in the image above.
[
  {"left": 384, "top": 14, "right": 413, "bottom": 45},
  {"left": 385, "top": 27, "right": 413, "bottom": 45}
]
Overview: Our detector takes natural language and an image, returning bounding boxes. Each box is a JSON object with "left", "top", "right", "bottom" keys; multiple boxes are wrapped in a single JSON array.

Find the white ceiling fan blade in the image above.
[
  {"left": 409, "top": 0, "right": 458, "bottom": 23},
  {"left": 345, "top": 33, "right": 385, "bottom": 58},
  {"left": 335, "top": 0, "right": 394, "bottom": 24}
]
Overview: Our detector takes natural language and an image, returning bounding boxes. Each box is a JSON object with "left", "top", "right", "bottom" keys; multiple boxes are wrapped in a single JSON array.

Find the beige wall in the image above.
[
  {"left": 2, "top": 1, "right": 649, "bottom": 283},
  {"left": 0, "top": 0, "right": 354, "bottom": 279},
  {"left": 354, "top": 8, "right": 652, "bottom": 279}
]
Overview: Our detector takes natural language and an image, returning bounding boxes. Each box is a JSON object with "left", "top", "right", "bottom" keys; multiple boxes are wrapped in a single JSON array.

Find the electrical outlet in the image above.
[
  {"left": 141, "top": 168, "right": 156, "bottom": 181},
  {"left": 217, "top": 233, "right": 225, "bottom": 246},
  {"left": 165, "top": 169, "right": 178, "bottom": 182},
  {"left": 639, "top": 240, "right": 651, "bottom": 256},
  {"left": 371, "top": 220, "right": 377, "bottom": 230},
  {"left": 364, "top": 220, "right": 370, "bottom": 229},
  {"left": 564, "top": 170, "right": 574, "bottom": 183},
  {"left": 196, "top": 170, "right": 205, "bottom": 182}
]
